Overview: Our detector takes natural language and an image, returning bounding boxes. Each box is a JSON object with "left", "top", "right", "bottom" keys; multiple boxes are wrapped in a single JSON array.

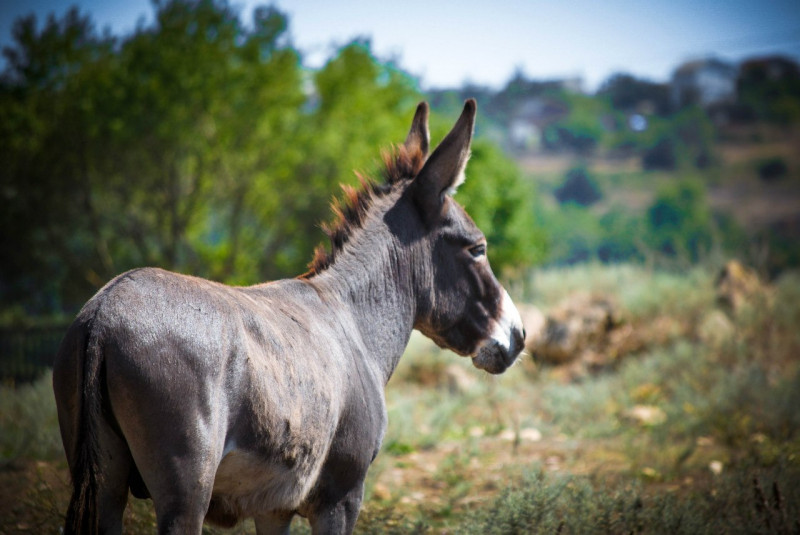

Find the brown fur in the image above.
[{"left": 301, "top": 144, "right": 427, "bottom": 277}]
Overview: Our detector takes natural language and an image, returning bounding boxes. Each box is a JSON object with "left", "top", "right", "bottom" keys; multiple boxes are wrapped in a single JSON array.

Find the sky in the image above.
[{"left": 2, "top": 0, "right": 800, "bottom": 91}]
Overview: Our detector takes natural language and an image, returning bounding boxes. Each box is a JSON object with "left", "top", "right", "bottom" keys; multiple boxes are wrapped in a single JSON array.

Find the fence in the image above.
[{"left": 0, "top": 325, "right": 68, "bottom": 384}]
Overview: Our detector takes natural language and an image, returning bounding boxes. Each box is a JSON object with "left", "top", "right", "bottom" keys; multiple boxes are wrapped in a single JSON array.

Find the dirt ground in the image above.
[{"left": 0, "top": 430, "right": 726, "bottom": 534}]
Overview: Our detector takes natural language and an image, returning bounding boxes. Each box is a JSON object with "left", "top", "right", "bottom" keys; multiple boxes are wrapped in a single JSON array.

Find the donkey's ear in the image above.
[
  {"left": 404, "top": 101, "right": 430, "bottom": 158},
  {"left": 413, "top": 99, "right": 476, "bottom": 219}
]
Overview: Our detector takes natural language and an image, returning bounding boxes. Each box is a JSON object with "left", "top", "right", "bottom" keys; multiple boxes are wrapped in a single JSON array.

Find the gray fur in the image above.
[{"left": 53, "top": 100, "right": 524, "bottom": 534}]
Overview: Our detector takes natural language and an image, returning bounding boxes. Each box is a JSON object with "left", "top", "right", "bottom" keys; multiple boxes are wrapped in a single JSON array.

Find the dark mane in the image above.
[{"left": 300, "top": 143, "right": 426, "bottom": 278}]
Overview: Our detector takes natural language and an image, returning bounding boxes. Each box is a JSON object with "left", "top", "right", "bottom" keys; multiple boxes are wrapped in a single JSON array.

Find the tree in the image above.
[
  {"left": 455, "top": 141, "right": 546, "bottom": 274},
  {"left": 598, "top": 73, "right": 672, "bottom": 116},
  {"left": 0, "top": 2, "right": 545, "bottom": 317},
  {"left": 0, "top": 7, "right": 117, "bottom": 311},
  {"left": 554, "top": 166, "right": 602, "bottom": 206},
  {"left": 646, "top": 178, "right": 712, "bottom": 262},
  {"left": 0, "top": 1, "right": 305, "bottom": 312}
]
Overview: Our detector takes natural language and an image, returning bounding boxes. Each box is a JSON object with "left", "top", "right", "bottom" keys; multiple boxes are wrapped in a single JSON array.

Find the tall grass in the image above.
[{"left": 0, "top": 371, "right": 62, "bottom": 464}]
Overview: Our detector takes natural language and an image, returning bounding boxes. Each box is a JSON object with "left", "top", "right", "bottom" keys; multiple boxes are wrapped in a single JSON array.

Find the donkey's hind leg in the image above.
[
  {"left": 124, "top": 429, "right": 218, "bottom": 534},
  {"left": 93, "top": 417, "right": 134, "bottom": 534}
]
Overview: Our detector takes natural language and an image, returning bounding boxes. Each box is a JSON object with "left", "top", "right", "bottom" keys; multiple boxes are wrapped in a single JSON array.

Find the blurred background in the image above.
[
  {"left": 1, "top": 1, "right": 799, "bottom": 532},
  {"left": 1, "top": 0, "right": 799, "bottom": 318}
]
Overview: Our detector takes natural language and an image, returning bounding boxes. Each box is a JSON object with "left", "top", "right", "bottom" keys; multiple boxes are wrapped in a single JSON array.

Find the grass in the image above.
[{"left": 1, "top": 263, "right": 799, "bottom": 533}]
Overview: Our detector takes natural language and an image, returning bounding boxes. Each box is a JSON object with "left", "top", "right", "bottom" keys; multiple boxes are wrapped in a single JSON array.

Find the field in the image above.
[{"left": 2, "top": 264, "right": 799, "bottom": 534}]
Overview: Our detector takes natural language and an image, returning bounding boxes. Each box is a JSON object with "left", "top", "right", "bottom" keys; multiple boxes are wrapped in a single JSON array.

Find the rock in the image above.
[
  {"left": 519, "top": 427, "right": 543, "bottom": 442},
  {"left": 606, "top": 323, "right": 646, "bottom": 360},
  {"left": 532, "top": 294, "right": 619, "bottom": 365},
  {"left": 715, "top": 260, "right": 765, "bottom": 313},
  {"left": 624, "top": 405, "right": 667, "bottom": 427},
  {"left": 518, "top": 304, "right": 546, "bottom": 352},
  {"left": 709, "top": 460, "right": 723, "bottom": 475}
]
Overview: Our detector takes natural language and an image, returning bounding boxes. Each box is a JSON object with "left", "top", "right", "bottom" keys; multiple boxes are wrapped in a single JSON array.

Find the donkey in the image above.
[{"left": 53, "top": 99, "right": 525, "bottom": 534}]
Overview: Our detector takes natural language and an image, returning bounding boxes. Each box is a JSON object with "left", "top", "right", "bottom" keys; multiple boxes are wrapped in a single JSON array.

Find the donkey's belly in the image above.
[{"left": 211, "top": 448, "right": 320, "bottom": 514}]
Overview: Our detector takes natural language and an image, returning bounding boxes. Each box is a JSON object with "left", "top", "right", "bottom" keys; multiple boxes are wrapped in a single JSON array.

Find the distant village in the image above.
[{"left": 428, "top": 55, "right": 800, "bottom": 154}]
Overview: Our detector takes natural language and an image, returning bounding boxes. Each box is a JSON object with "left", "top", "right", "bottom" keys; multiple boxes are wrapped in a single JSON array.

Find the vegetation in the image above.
[
  {"left": 0, "top": 1, "right": 543, "bottom": 319},
  {"left": 1, "top": 1, "right": 799, "bottom": 532},
  {"left": 2, "top": 264, "right": 799, "bottom": 533}
]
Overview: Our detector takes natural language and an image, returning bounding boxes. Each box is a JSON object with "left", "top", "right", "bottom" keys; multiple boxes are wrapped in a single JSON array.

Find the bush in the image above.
[
  {"left": 646, "top": 178, "right": 713, "bottom": 261},
  {"left": 554, "top": 166, "right": 603, "bottom": 206},
  {"left": 757, "top": 157, "right": 789, "bottom": 181},
  {"left": 456, "top": 141, "right": 548, "bottom": 275},
  {"left": 642, "top": 137, "right": 677, "bottom": 171}
]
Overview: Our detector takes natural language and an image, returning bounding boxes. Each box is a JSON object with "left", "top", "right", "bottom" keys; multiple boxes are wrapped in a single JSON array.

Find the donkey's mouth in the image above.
[{"left": 471, "top": 326, "right": 524, "bottom": 374}]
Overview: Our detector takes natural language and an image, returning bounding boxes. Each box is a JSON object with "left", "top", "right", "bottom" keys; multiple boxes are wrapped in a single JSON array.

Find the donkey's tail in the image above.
[{"left": 61, "top": 318, "right": 105, "bottom": 535}]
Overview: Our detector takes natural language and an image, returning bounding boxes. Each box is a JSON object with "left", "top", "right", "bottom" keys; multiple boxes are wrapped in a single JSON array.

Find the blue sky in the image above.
[{"left": 2, "top": 0, "right": 800, "bottom": 90}]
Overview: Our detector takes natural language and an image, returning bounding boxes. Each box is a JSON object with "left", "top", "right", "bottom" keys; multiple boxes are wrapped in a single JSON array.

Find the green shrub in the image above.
[
  {"left": 646, "top": 178, "right": 713, "bottom": 262},
  {"left": 642, "top": 137, "right": 677, "bottom": 171},
  {"left": 0, "top": 371, "right": 62, "bottom": 463},
  {"left": 554, "top": 166, "right": 603, "bottom": 206},
  {"left": 757, "top": 157, "right": 789, "bottom": 181}
]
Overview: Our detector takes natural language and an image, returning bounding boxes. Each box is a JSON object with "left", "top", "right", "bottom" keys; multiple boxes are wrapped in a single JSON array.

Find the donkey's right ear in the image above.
[
  {"left": 412, "top": 99, "right": 476, "bottom": 221},
  {"left": 404, "top": 101, "right": 430, "bottom": 158}
]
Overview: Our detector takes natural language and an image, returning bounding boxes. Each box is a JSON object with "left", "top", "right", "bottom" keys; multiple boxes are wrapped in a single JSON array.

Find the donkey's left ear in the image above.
[
  {"left": 405, "top": 101, "right": 430, "bottom": 158},
  {"left": 413, "top": 99, "right": 475, "bottom": 219}
]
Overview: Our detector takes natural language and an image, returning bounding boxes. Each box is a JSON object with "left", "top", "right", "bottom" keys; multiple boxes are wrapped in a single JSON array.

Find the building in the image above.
[{"left": 671, "top": 58, "right": 738, "bottom": 107}]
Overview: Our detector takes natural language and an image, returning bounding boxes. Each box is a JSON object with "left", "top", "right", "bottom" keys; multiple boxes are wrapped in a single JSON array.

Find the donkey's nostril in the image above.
[{"left": 522, "top": 327, "right": 527, "bottom": 340}]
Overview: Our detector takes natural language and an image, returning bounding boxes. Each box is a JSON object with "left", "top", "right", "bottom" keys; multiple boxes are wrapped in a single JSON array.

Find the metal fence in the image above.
[{"left": 0, "top": 325, "right": 68, "bottom": 383}]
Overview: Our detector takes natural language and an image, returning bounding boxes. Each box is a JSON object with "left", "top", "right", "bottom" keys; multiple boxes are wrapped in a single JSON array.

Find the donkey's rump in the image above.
[{"left": 76, "top": 268, "right": 348, "bottom": 510}]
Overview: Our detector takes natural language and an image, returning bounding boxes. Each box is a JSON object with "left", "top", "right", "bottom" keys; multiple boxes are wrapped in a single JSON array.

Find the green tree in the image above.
[
  {"left": 254, "top": 39, "right": 424, "bottom": 278},
  {"left": 456, "top": 141, "right": 546, "bottom": 274},
  {"left": 0, "top": 2, "right": 546, "bottom": 317},
  {"left": 0, "top": 7, "right": 117, "bottom": 311},
  {"left": 646, "top": 178, "right": 712, "bottom": 262}
]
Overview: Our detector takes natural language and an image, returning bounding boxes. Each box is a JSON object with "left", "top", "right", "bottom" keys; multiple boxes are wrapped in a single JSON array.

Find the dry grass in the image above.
[{"left": 1, "top": 264, "right": 799, "bottom": 533}]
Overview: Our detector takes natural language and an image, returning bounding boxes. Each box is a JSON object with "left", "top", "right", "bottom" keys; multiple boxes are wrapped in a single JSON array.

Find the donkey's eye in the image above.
[{"left": 468, "top": 243, "right": 486, "bottom": 258}]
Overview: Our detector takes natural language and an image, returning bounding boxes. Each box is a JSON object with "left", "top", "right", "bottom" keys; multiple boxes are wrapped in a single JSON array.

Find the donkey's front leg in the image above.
[{"left": 308, "top": 483, "right": 364, "bottom": 535}]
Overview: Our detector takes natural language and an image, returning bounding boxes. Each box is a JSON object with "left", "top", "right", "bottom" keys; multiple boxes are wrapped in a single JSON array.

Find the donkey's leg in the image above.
[
  {"left": 123, "top": 423, "right": 221, "bottom": 535},
  {"left": 308, "top": 484, "right": 364, "bottom": 535},
  {"left": 94, "top": 419, "right": 134, "bottom": 534},
  {"left": 55, "top": 376, "right": 130, "bottom": 534},
  {"left": 132, "top": 447, "right": 217, "bottom": 534},
  {"left": 112, "top": 397, "right": 220, "bottom": 534},
  {"left": 254, "top": 510, "right": 295, "bottom": 535}
]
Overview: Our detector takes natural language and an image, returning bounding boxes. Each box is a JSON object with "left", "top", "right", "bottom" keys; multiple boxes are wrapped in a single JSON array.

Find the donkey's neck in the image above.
[{"left": 308, "top": 234, "right": 416, "bottom": 383}]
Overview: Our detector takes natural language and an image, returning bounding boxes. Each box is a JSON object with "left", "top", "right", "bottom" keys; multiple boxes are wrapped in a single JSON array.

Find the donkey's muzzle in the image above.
[{"left": 472, "top": 324, "right": 524, "bottom": 374}]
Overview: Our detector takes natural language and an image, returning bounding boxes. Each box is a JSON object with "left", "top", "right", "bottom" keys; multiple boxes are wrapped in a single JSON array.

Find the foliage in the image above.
[
  {"left": 4, "top": 265, "right": 800, "bottom": 533},
  {"left": 598, "top": 72, "right": 672, "bottom": 116},
  {"left": 542, "top": 92, "right": 606, "bottom": 155},
  {"left": 640, "top": 107, "right": 716, "bottom": 171},
  {"left": 642, "top": 137, "right": 678, "bottom": 170},
  {"left": 0, "top": 371, "right": 62, "bottom": 463},
  {"left": 738, "top": 56, "right": 800, "bottom": 126},
  {"left": 463, "top": 463, "right": 800, "bottom": 534},
  {"left": 455, "top": 141, "right": 547, "bottom": 274},
  {"left": 646, "top": 177, "right": 713, "bottom": 262},
  {"left": 756, "top": 157, "right": 789, "bottom": 181},
  {"left": 0, "top": 1, "right": 544, "bottom": 317},
  {"left": 553, "top": 165, "right": 602, "bottom": 206}
]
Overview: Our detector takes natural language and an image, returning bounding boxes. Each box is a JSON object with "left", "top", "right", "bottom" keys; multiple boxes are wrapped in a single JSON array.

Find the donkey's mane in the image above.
[{"left": 300, "top": 143, "right": 426, "bottom": 278}]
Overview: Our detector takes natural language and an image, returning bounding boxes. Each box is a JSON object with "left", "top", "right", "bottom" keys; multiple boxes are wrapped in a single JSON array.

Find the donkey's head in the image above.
[{"left": 401, "top": 100, "right": 525, "bottom": 374}]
